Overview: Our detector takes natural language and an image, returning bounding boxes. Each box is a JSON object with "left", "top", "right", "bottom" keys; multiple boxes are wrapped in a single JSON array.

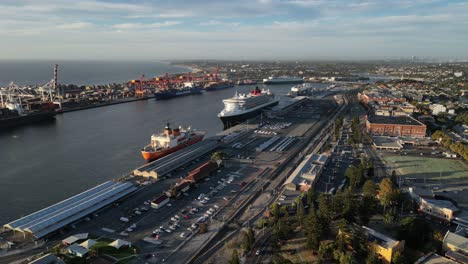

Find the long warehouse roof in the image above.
[
  {"left": 5, "top": 181, "right": 115, "bottom": 230},
  {"left": 4, "top": 181, "right": 137, "bottom": 238}
]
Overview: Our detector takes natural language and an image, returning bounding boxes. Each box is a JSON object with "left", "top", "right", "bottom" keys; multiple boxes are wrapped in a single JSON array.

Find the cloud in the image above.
[
  {"left": 199, "top": 20, "right": 240, "bottom": 27},
  {"left": 111, "top": 21, "right": 182, "bottom": 30},
  {"left": 0, "top": 0, "right": 466, "bottom": 60},
  {"left": 56, "top": 22, "right": 93, "bottom": 30}
]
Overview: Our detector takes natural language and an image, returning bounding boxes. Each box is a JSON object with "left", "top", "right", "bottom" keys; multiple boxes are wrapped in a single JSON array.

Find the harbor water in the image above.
[{"left": 0, "top": 62, "right": 327, "bottom": 224}]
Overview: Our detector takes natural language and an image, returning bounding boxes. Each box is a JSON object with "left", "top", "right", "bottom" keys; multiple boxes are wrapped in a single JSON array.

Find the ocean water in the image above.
[{"left": 0, "top": 60, "right": 188, "bottom": 86}]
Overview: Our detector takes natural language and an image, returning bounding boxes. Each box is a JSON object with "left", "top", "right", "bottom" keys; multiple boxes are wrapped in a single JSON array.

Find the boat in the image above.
[
  {"left": 263, "top": 76, "right": 304, "bottom": 85},
  {"left": 218, "top": 86, "right": 279, "bottom": 129},
  {"left": 236, "top": 80, "right": 258, "bottom": 86},
  {"left": 204, "top": 81, "right": 234, "bottom": 91},
  {"left": 141, "top": 123, "right": 205, "bottom": 161},
  {"left": 290, "top": 83, "right": 315, "bottom": 96},
  {"left": 0, "top": 101, "right": 56, "bottom": 129},
  {"left": 154, "top": 82, "right": 202, "bottom": 100}
]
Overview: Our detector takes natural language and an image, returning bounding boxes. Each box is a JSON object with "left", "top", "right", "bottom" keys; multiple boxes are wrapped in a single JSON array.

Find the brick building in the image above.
[{"left": 366, "top": 115, "right": 426, "bottom": 138}]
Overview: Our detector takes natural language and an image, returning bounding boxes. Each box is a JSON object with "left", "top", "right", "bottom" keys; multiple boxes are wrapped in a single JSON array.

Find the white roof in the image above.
[
  {"left": 62, "top": 233, "right": 88, "bottom": 244},
  {"left": 110, "top": 239, "right": 131, "bottom": 249},
  {"left": 79, "top": 239, "right": 97, "bottom": 249}
]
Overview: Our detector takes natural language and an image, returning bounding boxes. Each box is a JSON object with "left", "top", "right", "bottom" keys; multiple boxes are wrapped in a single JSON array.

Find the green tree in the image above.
[
  {"left": 306, "top": 187, "right": 316, "bottom": 206},
  {"left": 365, "top": 243, "right": 380, "bottom": 264},
  {"left": 246, "top": 227, "right": 255, "bottom": 245},
  {"left": 392, "top": 251, "right": 406, "bottom": 264},
  {"left": 391, "top": 171, "right": 398, "bottom": 187},
  {"left": 318, "top": 241, "right": 335, "bottom": 262},
  {"left": 351, "top": 226, "right": 368, "bottom": 261},
  {"left": 240, "top": 233, "right": 252, "bottom": 253},
  {"left": 305, "top": 210, "right": 323, "bottom": 252},
  {"left": 379, "top": 178, "right": 400, "bottom": 211},
  {"left": 270, "top": 203, "right": 280, "bottom": 221},
  {"left": 296, "top": 199, "right": 305, "bottom": 226},
  {"left": 211, "top": 151, "right": 224, "bottom": 162},
  {"left": 229, "top": 249, "right": 240, "bottom": 264},
  {"left": 358, "top": 196, "right": 376, "bottom": 225},
  {"left": 317, "top": 193, "right": 333, "bottom": 221},
  {"left": 398, "top": 217, "right": 432, "bottom": 250},
  {"left": 362, "top": 180, "right": 377, "bottom": 197}
]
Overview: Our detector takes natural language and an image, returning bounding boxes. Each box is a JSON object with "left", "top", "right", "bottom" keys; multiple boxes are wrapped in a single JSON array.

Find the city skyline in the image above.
[{"left": 0, "top": 0, "right": 467, "bottom": 60}]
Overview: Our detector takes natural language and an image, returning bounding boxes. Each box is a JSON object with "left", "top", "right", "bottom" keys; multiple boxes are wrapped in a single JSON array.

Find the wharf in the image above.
[
  {"left": 57, "top": 96, "right": 155, "bottom": 113},
  {"left": 133, "top": 139, "right": 220, "bottom": 178}
]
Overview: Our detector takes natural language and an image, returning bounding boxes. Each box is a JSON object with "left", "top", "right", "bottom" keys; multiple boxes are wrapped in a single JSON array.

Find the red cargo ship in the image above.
[{"left": 141, "top": 123, "right": 205, "bottom": 161}]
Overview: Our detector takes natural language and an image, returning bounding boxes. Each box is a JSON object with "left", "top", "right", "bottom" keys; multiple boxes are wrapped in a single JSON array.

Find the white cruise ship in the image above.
[
  {"left": 263, "top": 76, "right": 304, "bottom": 85},
  {"left": 218, "top": 87, "right": 279, "bottom": 129}
]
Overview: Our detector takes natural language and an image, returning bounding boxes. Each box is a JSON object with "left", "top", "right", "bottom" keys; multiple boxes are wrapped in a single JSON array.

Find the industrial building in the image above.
[
  {"left": 362, "top": 226, "right": 405, "bottom": 264},
  {"left": 443, "top": 227, "right": 468, "bottom": 263},
  {"left": 4, "top": 181, "right": 137, "bottom": 239},
  {"left": 283, "top": 153, "right": 328, "bottom": 192},
  {"left": 366, "top": 115, "right": 426, "bottom": 138}
]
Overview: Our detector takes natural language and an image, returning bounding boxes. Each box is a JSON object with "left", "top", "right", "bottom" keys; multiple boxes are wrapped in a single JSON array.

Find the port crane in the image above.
[{"left": 128, "top": 66, "right": 221, "bottom": 92}]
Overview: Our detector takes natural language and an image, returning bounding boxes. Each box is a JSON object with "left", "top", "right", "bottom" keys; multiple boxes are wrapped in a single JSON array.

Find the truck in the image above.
[{"left": 151, "top": 194, "right": 170, "bottom": 209}]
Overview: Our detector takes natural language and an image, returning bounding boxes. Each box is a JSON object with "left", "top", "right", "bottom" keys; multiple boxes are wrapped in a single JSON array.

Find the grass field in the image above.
[{"left": 383, "top": 155, "right": 468, "bottom": 180}]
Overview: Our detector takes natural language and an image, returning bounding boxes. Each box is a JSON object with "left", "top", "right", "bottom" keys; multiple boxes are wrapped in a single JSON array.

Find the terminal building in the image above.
[
  {"left": 283, "top": 153, "right": 329, "bottom": 192},
  {"left": 366, "top": 115, "right": 426, "bottom": 138},
  {"left": 3, "top": 181, "right": 137, "bottom": 239}
]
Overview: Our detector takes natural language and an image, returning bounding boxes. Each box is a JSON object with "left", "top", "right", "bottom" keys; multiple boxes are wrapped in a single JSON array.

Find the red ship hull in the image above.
[{"left": 141, "top": 134, "right": 204, "bottom": 161}]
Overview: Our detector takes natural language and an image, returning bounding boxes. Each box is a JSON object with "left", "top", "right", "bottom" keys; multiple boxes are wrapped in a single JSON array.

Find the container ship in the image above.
[
  {"left": 154, "top": 82, "right": 202, "bottom": 100},
  {"left": 263, "top": 76, "right": 304, "bottom": 85},
  {"left": 0, "top": 101, "right": 56, "bottom": 129},
  {"left": 141, "top": 123, "right": 205, "bottom": 161},
  {"left": 218, "top": 86, "right": 279, "bottom": 129},
  {"left": 204, "top": 81, "right": 234, "bottom": 91}
]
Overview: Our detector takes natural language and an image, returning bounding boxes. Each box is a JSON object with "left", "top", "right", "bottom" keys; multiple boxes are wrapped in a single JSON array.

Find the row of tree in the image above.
[
  {"left": 431, "top": 130, "right": 468, "bottom": 160},
  {"left": 349, "top": 115, "right": 362, "bottom": 144}
]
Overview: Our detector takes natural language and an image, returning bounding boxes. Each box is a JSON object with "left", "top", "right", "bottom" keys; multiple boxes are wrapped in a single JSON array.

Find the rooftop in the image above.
[
  {"left": 367, "top": 115, "right": 425, "bottom": 126},
  {"left": 362, "top": 226, "right": 399, "bottom": 249},
  {"left": 415, "top": 252, "right": 458, "bottom": 264}
]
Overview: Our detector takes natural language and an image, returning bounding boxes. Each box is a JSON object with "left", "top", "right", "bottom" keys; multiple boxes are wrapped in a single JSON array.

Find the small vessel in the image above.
[
  {"left": 0, "top": 101, "right": 56, "bottom": 129},
  {"left": 204, "top": 81, "right": 234, "bottom": 91},
  {"left": 218, "top": 86, "right": 279, "bottom": 129},
  {"left": 290, "top": 83, "right": 315, "bottom": 97},
  {"left": 263, "top": 76, "right": 304, "bottom": 85},
  {"left": 154, "top": 82, "right": 202, "bottom": 100},
  {"left": 141, "top": 123, "right": 205, "bottom": 161}
]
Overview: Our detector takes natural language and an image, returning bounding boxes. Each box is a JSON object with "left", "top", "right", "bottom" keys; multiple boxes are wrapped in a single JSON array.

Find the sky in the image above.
[{"left": 0, "top": 0, "right": 467, "bottom": 60}]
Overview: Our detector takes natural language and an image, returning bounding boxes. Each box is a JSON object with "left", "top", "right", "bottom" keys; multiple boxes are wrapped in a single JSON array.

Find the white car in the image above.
[
  {"left": 206, "top": 210, "right": 213, "bottom": 215},
  {"left": 174, "top": 215, "right": 180, "bottom": 219},
  {"left": 164, "top": 228, "right": 172, "bottom": 233},
  {"left": 191, "top": 223, "right": 198, "bottom": 228},
  {"left": 126, "top": 228, "right": 133, "bottom": 232},
  {"left": 169, "top": 225, "right": 176, "bottom": 230},
  {"left": 213, "top": 204, "right": 219, "bottom": 209},
  {"left": 180, "top": 232, "right": 187, "bottom": 238},
  {"left": 171, "top": 217, "right": 178, "bottom": 222}
]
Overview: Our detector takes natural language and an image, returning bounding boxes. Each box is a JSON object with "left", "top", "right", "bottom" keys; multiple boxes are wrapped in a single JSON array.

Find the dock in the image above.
[{"left": 133, "top": 139, "right": 220, "bottom": 178}]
